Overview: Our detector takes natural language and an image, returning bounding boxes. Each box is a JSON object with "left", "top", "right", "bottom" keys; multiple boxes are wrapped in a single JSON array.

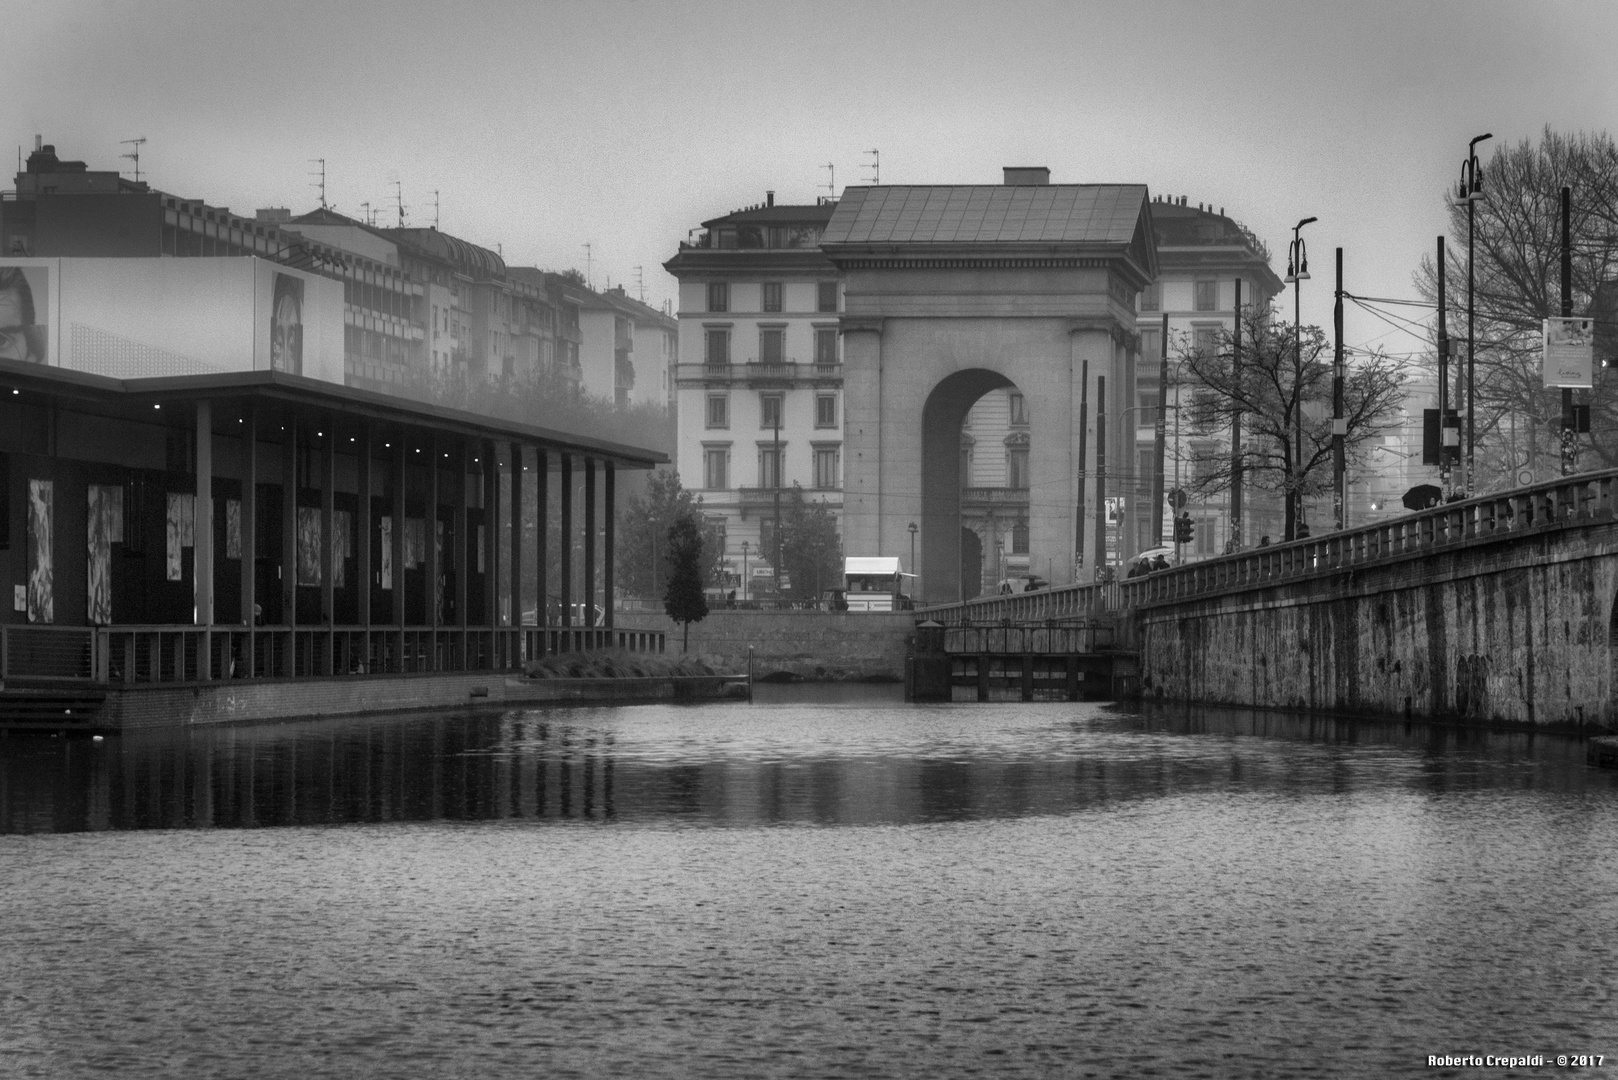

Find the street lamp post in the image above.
[
  {"left": 908, "top": 520, "right": 918, "bottom": 604},
  {"left": 1284, "top": 216, "right": 1318, "bottom": 540},
  {"left": 741, "top": 540, "right": 749, "bottom": 605},
  {"left": 1457, "top": 133, "right": 1491, "bottom": 495}
]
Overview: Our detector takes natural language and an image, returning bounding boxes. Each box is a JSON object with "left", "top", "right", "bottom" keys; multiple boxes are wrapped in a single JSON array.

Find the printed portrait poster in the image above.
[
  {"left": 270, "top": 273, "right": 304, "bottom": 375},
  {"left": 166, "top": 493, "right": 195, "bottom": 582},
  {"left": 0, "top": 263, "right": 50, "bottom": 365},
  {"left": 86, "top": 484, "right": 123, "bottom": 624},
  {"left": 296, "top": 507, "right": 322, "bottom": 586},
  {"left": 1543, "top": 317, "right": 1595, "bottom": 388},
  {"left": 379, "top": 515, "right": 393, "bottom": 590},
  {"left": 225, "top": 498, "right": 242, "bottom": 559},
  {"left": 27, "top": 478, "right": 53, "bottom": 623}
]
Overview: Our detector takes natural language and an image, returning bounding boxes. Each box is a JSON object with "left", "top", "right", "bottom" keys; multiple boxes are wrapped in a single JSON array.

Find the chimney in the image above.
[
  {"left": 1003, "top": 166, "right": 1051, "bottom": 186},
  {"left": 766, "top": 190, "right": 775, "bottom": 207},
  {"left": 34, "top": 135, "right": 42, "bottom": 151}
]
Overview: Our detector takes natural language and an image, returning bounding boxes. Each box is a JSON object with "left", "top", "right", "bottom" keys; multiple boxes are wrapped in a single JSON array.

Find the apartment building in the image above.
[{"left": 663, "top": 194, "right": 842, "bottom": 584}]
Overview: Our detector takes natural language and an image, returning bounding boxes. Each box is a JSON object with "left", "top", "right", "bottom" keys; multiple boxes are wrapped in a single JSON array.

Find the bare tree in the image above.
[
  {"left": 1414, "top": 127, "right": 1618, "bottom": 481},
  {"left": 1181, "top": 305, "right": 1407, "bottom": 540}
]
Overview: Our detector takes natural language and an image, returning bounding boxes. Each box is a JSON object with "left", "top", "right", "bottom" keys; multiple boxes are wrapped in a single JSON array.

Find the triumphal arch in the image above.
[{"left": 822, "top": 171, "right": 1158, "bottom": 602}]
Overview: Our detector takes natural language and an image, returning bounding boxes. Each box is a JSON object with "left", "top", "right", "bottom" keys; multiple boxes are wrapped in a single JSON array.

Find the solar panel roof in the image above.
[{"left": 822, "top": 185, "right": 1150, "bottom": 246}]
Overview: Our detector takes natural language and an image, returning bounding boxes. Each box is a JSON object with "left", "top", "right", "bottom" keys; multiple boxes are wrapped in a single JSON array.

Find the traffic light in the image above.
[{"left": 1174, "top": 513, "right": 1194, "bottom": 544}]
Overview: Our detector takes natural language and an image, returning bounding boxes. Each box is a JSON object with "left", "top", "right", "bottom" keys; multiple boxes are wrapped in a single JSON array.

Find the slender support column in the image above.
[
  {"left": 391, "top": 435, "right": 406, "bottom": 667},
  {"left": 1093, "top": 375, "right": 1107, "bottom": 578},
  {"left": 1152, "top": 315, "right": 1167, "bottom": 545},
  {"left": 603, "top": 461, "right": 615, "bottom": 631},
  {"left": 195, "top": 399, "right": 214, "bottom": 680},
  {"left": 241, "top": 404, "right": 257, "bottom": 675},
  {"left": 321, "top": 418, "right": 336, "bottom": 674},
  {"left": 357, "top": 423, "right": 373, "bottom": 633},
  {"left": 426, "top": 433, "right": 439, "bottom": 669},
  {"left": 1231, "top": 279, "right": 1244, "bottom": 550},
  {"left": 560, "top": 454, "right": 573, "bottom": 633},
  {"left": 510, "top": 442, "right": 524, "bottom": 661},
  {"left": 536, "top": 449, "right": 549, "bottom": 653},
  {"left": 483, "top": 440, "right": 497, "bottom": 632},
  {"left": 584, "top": 458, "right": 597, "bottom": 636},
  {"left": 282, "top": 416, "right": 297, "bottom": 635},
  {"left": 454, "top": 440, "right": 468, "bottom": 636}
]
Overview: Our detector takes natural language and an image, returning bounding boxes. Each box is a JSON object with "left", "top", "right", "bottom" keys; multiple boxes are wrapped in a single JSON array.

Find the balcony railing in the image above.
[{"left": 676, "top": 361, "right": 842, "bottom": 385}]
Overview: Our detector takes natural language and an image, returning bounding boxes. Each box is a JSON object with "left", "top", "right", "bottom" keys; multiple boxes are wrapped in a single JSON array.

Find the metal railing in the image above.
[
  {"left": 1, "top": 626, "right": 97, "bottom": 682},
  {"left": 87, "top": 623, "right": 664, "bottom": 688},
  {"left": 1122, "top": 469, "right": 1618, "bottom": 607},
  {"left": 942, "top": 623, "right": 1114, "bottom": 654},
  {"left": 919, "top": 468, "right": 1618, "bottom": 626},
  {"left": 675, "top": 362, "right": 843, "bottom": 384}
]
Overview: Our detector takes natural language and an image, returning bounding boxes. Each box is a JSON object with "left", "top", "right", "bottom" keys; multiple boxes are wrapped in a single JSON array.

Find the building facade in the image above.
[
  {"left": 1134, "top": 196, "right": 1285, "bottom": 557},
  {"left": 663, "top": 195, "right": 842, "bottom": 591}
]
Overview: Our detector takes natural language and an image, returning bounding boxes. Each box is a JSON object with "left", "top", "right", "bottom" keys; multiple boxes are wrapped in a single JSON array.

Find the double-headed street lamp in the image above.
[
  {"left": 1284, "top": 216, "right": 1317, "bottom": 539},
  {"left": 1455, "top": 133, "right": 1491, "bottom": 495}
]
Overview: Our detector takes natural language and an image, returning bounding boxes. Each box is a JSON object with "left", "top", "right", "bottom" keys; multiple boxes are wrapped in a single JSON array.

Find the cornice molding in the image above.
[{"left": 839, "top": 316, "right": 885, "bottom": 336}]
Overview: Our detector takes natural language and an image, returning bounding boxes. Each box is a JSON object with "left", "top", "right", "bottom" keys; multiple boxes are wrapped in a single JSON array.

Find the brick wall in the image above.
[{"left": 634, "top": 610, "right": 914, "bottom": 680}]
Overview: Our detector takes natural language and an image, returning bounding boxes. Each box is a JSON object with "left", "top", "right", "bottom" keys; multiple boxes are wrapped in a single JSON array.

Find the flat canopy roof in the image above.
[
  {"left": 0, "top": 359, "right": 667, "bottom": 469},
  {"left": 845, "top": 557, "right": 902, "bottom": 576}
]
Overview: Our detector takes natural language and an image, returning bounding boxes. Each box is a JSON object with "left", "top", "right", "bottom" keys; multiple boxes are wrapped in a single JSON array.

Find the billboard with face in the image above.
[
  {"left": 0, "top": 262, "right": 53, "bottom": 364},
  {"left": 0, "top": 257, "right": 342, "bottom": 384}
]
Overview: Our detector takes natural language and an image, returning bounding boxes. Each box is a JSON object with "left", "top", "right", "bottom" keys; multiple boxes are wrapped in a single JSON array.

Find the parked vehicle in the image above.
[{"left": 843, "top": 557, "right": 914, "bottom": 612}]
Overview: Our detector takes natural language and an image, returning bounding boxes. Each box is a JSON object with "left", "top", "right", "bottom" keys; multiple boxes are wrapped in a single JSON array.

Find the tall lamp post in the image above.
[
  {"left": 1457, "top": 133, "right": 1491, "bottom": 495},
  {"left": 1284, "top": 216, "right": 1318, "bottom": 539},
  {"left": 741, "top": 540, "right": 749, "bottom": 605},
  {"left": 907, "top": 520, "right": 918, "bottom": 604}
]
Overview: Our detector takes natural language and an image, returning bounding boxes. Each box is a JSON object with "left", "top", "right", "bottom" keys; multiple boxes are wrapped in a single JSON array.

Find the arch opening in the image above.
[{"left": 920, "top": 368, "right": 1034, "bottom": 603}]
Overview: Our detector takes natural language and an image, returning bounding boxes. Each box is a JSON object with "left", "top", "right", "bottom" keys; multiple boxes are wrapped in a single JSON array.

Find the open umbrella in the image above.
[
  {"left": 1135, "top": 545, "right": 1175, "bottom": 561},
  {"left": 1402, "top": 484, "right": 1442, "bottom": 511}
]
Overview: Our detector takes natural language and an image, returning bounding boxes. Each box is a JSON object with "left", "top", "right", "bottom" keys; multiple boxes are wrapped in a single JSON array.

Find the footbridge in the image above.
[{"left": 913, "top": 469, "right": 1618, "bottom": 730}]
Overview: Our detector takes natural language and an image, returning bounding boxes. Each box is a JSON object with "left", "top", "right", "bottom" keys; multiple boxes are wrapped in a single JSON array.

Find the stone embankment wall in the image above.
[
  {"left": 624, "top": 610, "right": 915, "bottom": 681},
  {"left": 1136, "top": 525, "right": 1618, "bottom": 730}
]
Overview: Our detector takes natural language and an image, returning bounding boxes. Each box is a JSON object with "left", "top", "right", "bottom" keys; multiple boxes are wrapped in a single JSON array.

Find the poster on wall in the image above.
[
  {"left": 270, "top": 273, "right": 304, "bottom": 375},
  {"left": 27, "top": 479, "right": 52, "bottom": 623},
  {"left": 0, "top": 264, "right": 49, "bottom": 365},
  {"left": 332, "top": 509, "right": 351, "bottom": 589},
  {"left": 166, "top": 493, "right": 194, "bottom": 581},
  {"left": 1543, "top": 317, "right": 1595, "bottom": 388},
  {"left": 404, "top": 518, "right": 424, "bottom": 570},
  {"left": 225, "top": 498, "right": 241, "bottom": 559},
  {"left": 379, "top": 516, "right": 393, "bottom": 590},
  {"left": 296, "top": 507, "right": 322, "bottom": 586},
  {"left": 86, "top": 484, "right": 122, "bottom": 624}
]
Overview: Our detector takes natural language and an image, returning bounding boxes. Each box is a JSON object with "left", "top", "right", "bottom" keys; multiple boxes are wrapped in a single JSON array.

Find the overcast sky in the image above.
[{"left": 7, "top": 0, "right": 1617, "bottom": 355}]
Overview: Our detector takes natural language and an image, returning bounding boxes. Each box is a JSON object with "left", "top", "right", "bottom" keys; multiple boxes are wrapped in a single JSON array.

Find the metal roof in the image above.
[
  {"left": 0, "top": 360, "right": 667, "bottom": 469},
  {"left": 822, "top": 185, "right": 1151, "bottom": 246}
]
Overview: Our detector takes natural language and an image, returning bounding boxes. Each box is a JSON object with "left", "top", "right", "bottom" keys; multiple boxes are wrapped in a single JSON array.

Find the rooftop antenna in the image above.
[
  {"left": 822, "top": 162, "right": 835, "bottom": 197},
  {"left": 864, "top": 149, "right": 879, "bottom": 185},
  {"left": 583, "top": 242, "right": 593, "bottom": 288},
  {"left": 634, "top": 265, "right": 646, "bottom": 303},
  {"left": 120, "top": 137, "right": 146, "bottom": 183},
  {"left": 308, "top": 158, "right": 327, "bottom": 209},
  {"left": 393, "top": 178, "right": 406, "bottom": 227},
  {"left": 360, "top": 201, "right": 373, "bottom": 226},
  {"left": 433, "top": 189, "right": 440, "bottom": 230}
]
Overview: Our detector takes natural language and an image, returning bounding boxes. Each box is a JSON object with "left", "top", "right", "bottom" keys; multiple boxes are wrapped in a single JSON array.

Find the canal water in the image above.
[{"left": 3, "top": 687, "right": 1615, "bottom": 1078}]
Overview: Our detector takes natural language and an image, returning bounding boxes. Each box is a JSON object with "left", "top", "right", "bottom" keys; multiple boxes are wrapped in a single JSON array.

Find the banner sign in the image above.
[{"left": 1543, "top": 317, "right": 1594, "bottom": 388}]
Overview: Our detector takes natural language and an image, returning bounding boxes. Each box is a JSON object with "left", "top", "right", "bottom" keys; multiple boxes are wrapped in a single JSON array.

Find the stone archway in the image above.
[{"left": 921, "top": 368, "right": 1013, "bottom": 603}]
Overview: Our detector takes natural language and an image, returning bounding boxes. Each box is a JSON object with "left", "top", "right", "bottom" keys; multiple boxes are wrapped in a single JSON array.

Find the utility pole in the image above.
[
  {"left": 1285, "top": 217, "right": 1317, "bottom": 539},
  {"left": 1438, "top": 235, "right": 1452, "bottom": 496},
  {"left": 1561, "top": 185, "right": 1575, "bottom": 476},
  {"left": 1075, "top": 360, "right": 1088, "bottom": 579},
  {"left": 1333, "top": 248, "right": 1346, "bottom": 530},
  {"left": 120, "top": 137, "right": 146, "bottom": 183},
  {"left": 1230, "top": 277, "right": 1243, "bottom": 550},
  {"left": 772, "top": 410, "right": 782, "bottom": 597},
  {"left": 1152, "top": 313, "right": 1168, "bottom": 547},
  {"left": 1462, "top": 133, "right": 1491, "bottom": 495}
]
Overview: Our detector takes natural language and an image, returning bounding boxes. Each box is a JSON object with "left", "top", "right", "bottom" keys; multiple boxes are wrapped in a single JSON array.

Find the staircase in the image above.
[{"left": 0, "top": 688, "right": 109, "bottom": 732}]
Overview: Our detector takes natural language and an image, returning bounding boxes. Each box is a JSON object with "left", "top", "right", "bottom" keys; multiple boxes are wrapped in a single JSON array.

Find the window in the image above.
[
  {"left": 1139, "top": 328, "right": 1161, "bottom": 362},
  {"left": 707, "top": 282, "right": 729, "bottom": 312},
  {"left": 1008, "top": 392, "right": 1027, "bottom": 426},
  {"left": 815, "top": 327, "right": 838, "bottom": 365},
  {"left": 1140, "top": 283, "right": 1161, "bottom": 312},
  {"left": 814, "top": 446, "right": 841, "bottom": 489},
  {"left": 761, "top": 282, "right": 783, "bottom": 312},
  {"left": 1138, "top": 391, "right": 1159, "bottom": 414},
  {"left": 703, "top": 446, "right": 730, "bottom": 490},
  {"left": 817, "top": 281, "right": 838, "bottom": 313},
  {"left": 1007, "top": 446, "right": 1029, "bottom": 489},
  {"left": 1195, "top": 279, "right": 1218, "bottom": 312},
  {"left": 1011, "top": 519, "right": 1029, "bottom": 554},
  {"left": 1194, "top": 326, "right": 1219, "bottom": 357},
  {"left": 759, "top": 327, "right": 785, "bottom": 364},
  {"left": 705, "top": 328, "right": 730, "bottom": 366},
  {"left": 760, "top": 393, "right": 784, "bottom": 430},
  {"left": 758, "top": 445, "right": 783, "bottom": 488},
  {"left": 706, "top": 394, "right": 729, "bottom": 429},
  {"left": 815, "top": 394, "right": 838, "bottom": 428}
]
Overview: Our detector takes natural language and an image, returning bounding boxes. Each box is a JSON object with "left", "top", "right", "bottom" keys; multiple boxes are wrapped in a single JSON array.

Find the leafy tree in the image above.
[
  {"left": 1414, "top": 127, "right": 1618, "bottom": 482},
  {"left": 774, "top": 484, "right": 843, "bottom": 602},
  {"left": 615, "top": 470, "right": 724, "bottom": 599},
  {"left": 663, "top": 516, "right": 709, "bottom": 652},
  {"left": 1181, "top": 304, "right": 1407, "bottom": 540}
]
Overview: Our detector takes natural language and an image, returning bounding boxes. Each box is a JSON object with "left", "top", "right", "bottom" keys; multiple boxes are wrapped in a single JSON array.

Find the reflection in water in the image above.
[
  {"left": 2, "top": 698, "right": 1611, "bottom": 834},
  {"left": 3, "top": 693, "right": 1616, "bottom": 1079}
]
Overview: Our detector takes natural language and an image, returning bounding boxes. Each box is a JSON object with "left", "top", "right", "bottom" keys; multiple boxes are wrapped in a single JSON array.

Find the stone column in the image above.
[
  {"left": 603, "top": 462, "right": 615, "bottom": 631},
  {"left": 281, "top": 416, "right": 297, "bottom": 632},
  {"left": 584, "top": 458, "right": 597, "bottom": 636},
  {"left": 560, "top": 453, "right": 573, "bottom": 632},
  {"left": 839, "top": 316, "right": 884, "bottom": 558}
]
